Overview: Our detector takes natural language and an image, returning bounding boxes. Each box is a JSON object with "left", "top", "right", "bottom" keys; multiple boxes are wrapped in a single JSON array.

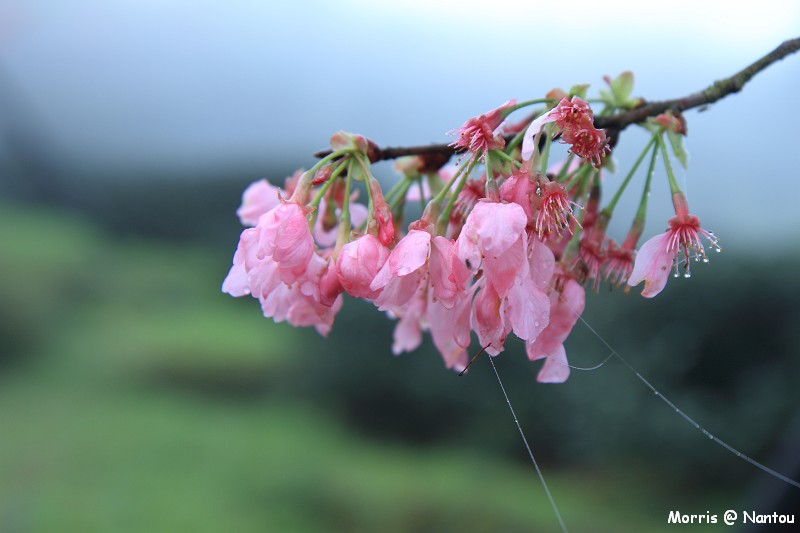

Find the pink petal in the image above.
[
  {"left": 521, "top": 109, "right": 558, "bottom": 161},
  {"left": 536, "top": 344, "right": 570, "bottom": 383},
  {"left": 628, "top": 232, "right": 673, "bottom": 298},
  {"left": 507, "top": 277, "right": 550, "bottom": 342}
]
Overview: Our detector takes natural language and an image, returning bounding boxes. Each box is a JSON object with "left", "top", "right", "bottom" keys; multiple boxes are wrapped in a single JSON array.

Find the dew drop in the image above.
[
  {"left": 708, "top": 434, "right": 714, "bottom": 439},
  {"left": 534, "top": 320, "right": 540, "bottom": 327},
  {"left": 684, "top": 272, "right": 691, "bottom": 279},
  {"left": 702, "top": 257, "right": 709, "bottom": 263}
]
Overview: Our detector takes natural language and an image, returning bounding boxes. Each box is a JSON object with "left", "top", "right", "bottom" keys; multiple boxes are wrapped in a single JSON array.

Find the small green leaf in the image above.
[
  {"left": 611, "top": 71, "right": 634, "bottom": 103},
  {"left": 568, "top": 84, "right": 590, "bottom": 99}
]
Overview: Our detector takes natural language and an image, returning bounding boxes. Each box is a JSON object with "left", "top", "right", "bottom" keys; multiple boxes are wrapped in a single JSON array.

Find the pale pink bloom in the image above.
[
  {"left": 336, "top": 234, "right": 390, "bottom": 299},
  {"left": 471, "top": 282, "right": 509, "bottom": 355},
  {"left": 527, "top": 277, "right": 585, "bottom": 383},
  {"left": 371, "top": 230, "right": 466, "bottom": 310},
  {"left": 389, "top": 275, "right": 472, "bottom": 370},
  {"left": 448, "top": 99, "right": 517, "bottom": 158},
  {"left": 371, "top": 230, "right": 431, "bottom": 310},
  {"left": 255, "top": 202, "right": 315, "bottom": 284},
  {"left": 455, "top": 201, "right": 528, "bottom": 297},
  {"left": 391, "top": 280, "right": 427, "bottom": 355},
  {"left": 428, "top": 290, "right": 472, "bottom": 371},
  {"left": 521, "top": 111, "right": 559, "bottom": 161},
  {"left": 254, "top": 253, "right": 343, "bottom": 337},
  {"left": 470, "top": 273, "right": 550, "bottom": 356},
  {"left": 627, "top": 212, "right": 719, "bottom": 298},
  {"left": 237, "top": 179, "right": 283, "bottom": 226}
]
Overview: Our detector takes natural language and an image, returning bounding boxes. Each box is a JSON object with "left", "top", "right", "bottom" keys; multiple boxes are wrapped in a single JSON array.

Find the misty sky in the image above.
[{"left": 1, "top": 0, "right": 799, "bottom": 247}]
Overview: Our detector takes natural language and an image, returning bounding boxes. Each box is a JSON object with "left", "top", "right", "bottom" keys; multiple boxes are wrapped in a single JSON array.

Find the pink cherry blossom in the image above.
[
  {"left": 237, "top": 179, "right": 283, "bottom": 227},
  {"left": 627, "top": 211, "right": 719, "bottom": 298},
  {"left": 336, "top": 234, "right": 390, "bottom": 299},
  {"left": 448, "top": 99, "right": 517, "bottom": 158},
  {"left": 527, "top": 277, "right": 585, "bottom": 383},
  {"left": 522, "top": 97, "right": 610, "bottom": 167},
  {"left": 455, "top": 200, "right": 528, "bottom": 297},
  {"left": 534, "top": 181, "right": 580, "bottom": 239}
]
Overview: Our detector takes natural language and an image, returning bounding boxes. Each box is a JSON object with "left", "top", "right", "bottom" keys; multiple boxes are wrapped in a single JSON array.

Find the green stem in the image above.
[
  {"left": 602, "top": 135, "right": 657, "bottom": 217},
  {"left": 437, "top": 155, "right": 479, "bottom": 233},
  {"left": 503, "top": 98, "right": 553, "bottom": 115},
  {"left": 491, "top": 149, "right": 522, "bottom": 168},
  {"left": 537, "top": 126, "right": 552, "bottom": 174},
  {"left": 555, "top": 153, "right": 576, "bottom": 182},
  {"left": 635, "top": 140, "right": 659, "bottom": 221},
  {"left": 383, "top": 179, "right": 406, "bottom": 203},
  {"left": 657, "top": 134, "right": 682, "bottom": 195},
  {"left": 431, "top": 155, "right": 471, "bottom": 206}
]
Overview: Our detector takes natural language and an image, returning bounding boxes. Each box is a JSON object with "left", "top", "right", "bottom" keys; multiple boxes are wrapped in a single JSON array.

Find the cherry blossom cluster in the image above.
[{"left": 222, "top": 75, "right": 720, "bottom": 382}]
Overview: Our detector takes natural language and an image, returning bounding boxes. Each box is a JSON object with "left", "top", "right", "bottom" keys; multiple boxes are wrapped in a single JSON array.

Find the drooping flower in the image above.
[
  {"left": 521, "top": 97, "right": 610, "bottom": 167},
  {"left": 455, "top": 200, "right": 529, "bottom": 297},
  {"left": 628, "top": 194, "right": 720, "bottom": 298},
  {"left": 336, "top": 234, "right": 390, "bottom": 299},
  {"left": 237, "top": 179, "right": 284, "bottom": 227},
  {"left": 604, "top": 239, "right": 635, "bottom": 286},
  {"left": 527, "top": 276, "right": 585, "bottom": 383},
  {"left": 448, "top": 99, "right": 517, "bottom": 159},
  {"left": 533, "top": 180, "right": 581, "bottom": 239}
]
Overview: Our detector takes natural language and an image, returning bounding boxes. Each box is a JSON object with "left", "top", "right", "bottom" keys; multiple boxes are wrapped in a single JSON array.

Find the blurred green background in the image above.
[{"left": 1, "top": 2, "right": 800, "bottom": 532}]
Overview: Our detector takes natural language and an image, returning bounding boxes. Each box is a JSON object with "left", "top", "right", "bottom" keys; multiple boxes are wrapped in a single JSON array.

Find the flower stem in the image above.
[
  {"left": 437, "top": 155, "right": 479, "bottom": 233},
  {"left": 636, "top": 140, "right": 660, "bottom": 221},
  {"left": 657, "top": 133, "right": 682, "bottom": 195},
  {"left": 601, "top": 135, "right": 657, "bottom": 218}
]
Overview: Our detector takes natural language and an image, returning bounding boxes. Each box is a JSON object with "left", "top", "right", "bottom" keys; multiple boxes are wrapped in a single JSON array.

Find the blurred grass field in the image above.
[{"left": 1, "top": 203, "right": 793, "bottom": 532}]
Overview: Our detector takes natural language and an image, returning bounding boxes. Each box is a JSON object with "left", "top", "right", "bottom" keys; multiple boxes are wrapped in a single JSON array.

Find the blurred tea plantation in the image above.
[{"left": 1, "top": 192, "right": 799, "bottom": 532}]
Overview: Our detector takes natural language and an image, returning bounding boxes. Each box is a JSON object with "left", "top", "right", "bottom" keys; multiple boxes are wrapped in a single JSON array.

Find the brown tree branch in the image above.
[{"left": 314, "top": 37, "right": 800, "bottom": 162}]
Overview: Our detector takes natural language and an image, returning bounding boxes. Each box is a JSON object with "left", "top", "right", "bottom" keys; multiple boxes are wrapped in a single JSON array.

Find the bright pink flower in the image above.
[
  {"left": 448, "top": 99, "right": 517, "bottom": 158},
  {"left": 527, "top": 277, "right": 585, "bottom": 383},
  {"left": 336, "top": 234, "right": 390, "bottom": 299},
  {"left": 627, "top": 211, "right": 720, "bottom": 298}
]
